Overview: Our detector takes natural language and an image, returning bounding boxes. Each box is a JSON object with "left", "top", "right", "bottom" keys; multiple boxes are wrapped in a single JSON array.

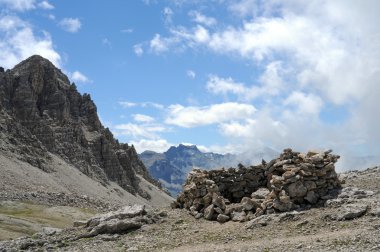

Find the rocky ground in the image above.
[{"left": 0, "top": 166, "right": 379, "bottom": 251}]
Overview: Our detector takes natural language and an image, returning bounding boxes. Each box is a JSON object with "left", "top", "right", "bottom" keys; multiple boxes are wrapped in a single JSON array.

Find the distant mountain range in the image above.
[{"left": 139, "top": 144, "right": 278, "bottom": 196}]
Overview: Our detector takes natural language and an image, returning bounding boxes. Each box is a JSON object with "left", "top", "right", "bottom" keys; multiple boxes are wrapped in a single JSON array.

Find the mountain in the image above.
[
  {"left": 0, "top": 55, "right": 172, "bottom": 207},
  {"left": 139, "top": 144, "right": 278, "bottom": 196}
]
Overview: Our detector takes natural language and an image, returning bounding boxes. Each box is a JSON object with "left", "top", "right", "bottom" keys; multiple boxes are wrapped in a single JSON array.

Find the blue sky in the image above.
[{"left": 1, "top": 0, "right": 379, "bottom": 170}]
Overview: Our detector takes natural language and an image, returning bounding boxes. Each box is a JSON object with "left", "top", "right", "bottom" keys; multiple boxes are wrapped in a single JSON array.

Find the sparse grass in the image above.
[
  {"left": 0, "top": 201, "right": 97, "bottom": 240},
  {"left": 0, "top": 222, "right": 35, "bottom": 236}
]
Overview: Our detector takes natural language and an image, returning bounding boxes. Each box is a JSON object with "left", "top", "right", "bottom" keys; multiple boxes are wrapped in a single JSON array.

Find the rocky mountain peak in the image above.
[
  {"left": 0, "top": 55, "right": 162, "bottom": 198},
  {"left": 166, "top": 144, "right": 201, "bottom": 158}
]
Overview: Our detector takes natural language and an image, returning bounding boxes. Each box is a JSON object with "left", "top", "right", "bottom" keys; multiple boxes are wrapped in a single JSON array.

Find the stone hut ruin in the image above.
[{"left": 174, "top": 148, "right": 341, "bottom": 223}]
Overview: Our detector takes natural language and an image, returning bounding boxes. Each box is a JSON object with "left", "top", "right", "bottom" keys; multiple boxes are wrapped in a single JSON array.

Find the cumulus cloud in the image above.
[
  {"left": 0, "top": 15, "right": 61, "bottom": 69},
  {"left": 186, "top": 70, "right": 196, "bottom": 79},
  {"left": 131, "top": 139, "right": 172, "bottom": 153},
  {"left": 189, "top": 10, "right": 217, "bottom": 26},
  {"left": 113, "top": 123, "right": 166, "bottom": 140},
  {"left": 207, "top": 75, "right": 251, "bottom": 98},
  {"left": 283, "top": 92, "right": 323, "bottom": 115},
  {"left": 118, "top": 101, "right": 137, "bottom": 108},
  {"left": 133, "top": 44, "right": 143, "bottom": 56},
  {"left": 133, "top": 114, "right": 155, "bottom": 123},
  {"left": 38, "top": 0, "right": 53, "bottom": 9},
  {"left": 59, "top": 18, "right": 82, "bottom": 33},
  {"left": 71, "top": 71, "right": 90, "bottom": 83},
  {"left": 163, "top": 7, "right": 173, "bottom": 24},
  {"left": 165, "top": 102, "right": 256, "bottom": 128},
  {"left": 140, "top": 0, "right": 380, "bottom": 170},
  {"left": 121, "top": 28, "right": 133, "bottom": 33},
  {"left": 101, "top": 38, "right": 112, "bottom": 48},
  {"left": 119, "top": 101, "right": 164, "bottom": 110},
  {"left": 206, "top": 64, "right": 285, "bottom": 101},
  {"left": 150, "top": 34, "right": 170, "bottom": 53},
  {"left": 0, "top": 0, "right": 35, "bottom": 11}
]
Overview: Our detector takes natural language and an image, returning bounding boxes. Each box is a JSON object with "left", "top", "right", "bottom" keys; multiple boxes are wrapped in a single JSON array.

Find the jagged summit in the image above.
[
  {"left": 166, "top": 144, "right": 202, "bottom": 158},
  {"left": 11, "top": 55, "right": 70, "bottom": 88},
  {"left": 0, "top": 55, "right": 163, "bottom": 199},
  {"left": 14, "top": 55, "right": 55, "bottom": 68}
]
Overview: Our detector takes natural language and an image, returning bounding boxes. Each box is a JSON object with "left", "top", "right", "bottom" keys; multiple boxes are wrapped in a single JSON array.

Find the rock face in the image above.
[
  {"left": 175, "top": 148, "right": 341, "bottom": 222},
  {"left": 0, "top": 55, "right": 160, "bottom": 197}
]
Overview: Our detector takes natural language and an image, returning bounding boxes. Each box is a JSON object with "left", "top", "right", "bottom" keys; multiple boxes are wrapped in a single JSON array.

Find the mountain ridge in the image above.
[
  {"left": 0, "top": 55, "right": 168, "bottom": 203},
  {"left": 139, "top": 144, "right": 278, "bottom": 196}
]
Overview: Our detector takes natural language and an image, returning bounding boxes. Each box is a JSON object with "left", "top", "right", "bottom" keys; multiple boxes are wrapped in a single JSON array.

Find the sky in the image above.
[{"left": 0, "top": 0, "right": 379, "bottom": 170}]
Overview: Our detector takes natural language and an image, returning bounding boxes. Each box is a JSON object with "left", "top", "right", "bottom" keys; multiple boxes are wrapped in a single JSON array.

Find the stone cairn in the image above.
[{"left": 174, "top": 149, "right": 341, "bottom": 223}]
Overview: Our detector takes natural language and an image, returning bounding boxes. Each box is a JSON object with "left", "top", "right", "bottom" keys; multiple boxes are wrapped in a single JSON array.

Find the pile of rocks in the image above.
[{"left": 175, "top": 148, "right": 341, "bottom": 223}]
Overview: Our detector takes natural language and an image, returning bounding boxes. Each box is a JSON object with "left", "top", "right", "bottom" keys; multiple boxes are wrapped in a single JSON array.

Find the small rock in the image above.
[
  {"left": 204, "top": 204, "right": 215, "bottom": 220},
  {"left": 369, "top": 207, "right": 380, "bottom": 217},
  {"left": 73, "top": 220, "right": 87, "bottom": 227},
  {"left": 42, "top": 227, "right": 62, "bottom": 236},
  {"left": 231, "top": 211, "right": 246, "bottom": 222},
  {"left": 127, "top": 246, "right": 139, "bottom": 251},
  {"left": 241, "top": 197, "right": 257, "bottom": 211},
  {"left": 251, "top": 188, "right": 270, "bottom": 199},
  {"left": 334, "top": 204, "right": 368, "bottom": 220},
  {"left": 217, "top": 214, "right": 230, "bottom": 223},
  {"left": 295, "top": 243, "right": 303, "bottom": 249},
  {"left": 246, "top": 215, "right": 272, "bottom": 229}
]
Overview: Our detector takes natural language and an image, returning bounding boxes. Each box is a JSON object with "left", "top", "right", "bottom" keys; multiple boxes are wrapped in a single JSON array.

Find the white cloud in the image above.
[
  {"left": 102, "top": 38, "right": 112, "bottom": 48},
  {"left": 150, "top": 34, "right": 170, "bottom": 53},
  {"left": 206, "top": 65, "right": 284, "bottom": 101},
  {"left": 163, "top": 7, "right": 173, "bottom": 23},
  {"left": 114, "top": 123, "right": 166, "bottom": 140},
  {"left": 133, "top": 114, "right": 155, "bottom": 123},
  {"left": 59, "top": 18, "right": 82, "bottom": 33},
  {"left": 121, "top": 28, "right": 133, "bottom": 33},
  {"left": 119, "top": 101, "right": 164, "bottom": 110},
  {"left": 186, "top": 70, "right": 196, "bottom": 79},
  {"left": 142, "top": 1, "right": 380, "bottom": 169},
  {"left": 189, "top": 11, "right": 217, "bottom": 27},
  {"left": 71, "top": 71, "right": 90, "bottom": 83},
  {"left": 207, "top": 75, "right": 249, "bottom": 97},
  {"left": 119, "top": 101, "right": 137, "bottom": 108},
  {"left": 0, "top": 0, "right": 35, "bottom": 11},
  {"left": 131, "top": 139, "right": 172, "bottom": 153},
  {"left": 38, "top": 0, "right": 53, "bottom": 9},
  {"left": 0, "top": 15, "right": 61, "bottom": 69},
  {"left": 141, "top": 0, "right": 157, "bottom": 5},
  {"left": 165, "top": 102, "right": 256, "bottom": 128},
  {"left": 193, "top": 25, "right": 210, "bottom": 43},
  {"left": 133, "top": 44, "right": 143, "bottom": 56},
  {"left": 283, "top": 91, "right": 323, "bottom": 115}
]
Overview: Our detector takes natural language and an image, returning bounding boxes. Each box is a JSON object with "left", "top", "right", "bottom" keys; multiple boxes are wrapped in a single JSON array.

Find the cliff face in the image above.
[{"left": 0, "top": 55, "right": 160, "bottom": 197}]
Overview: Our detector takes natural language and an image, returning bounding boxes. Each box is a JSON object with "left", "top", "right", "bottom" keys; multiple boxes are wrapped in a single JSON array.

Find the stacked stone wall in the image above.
[{"left": 175, "top": 149, "right": 341, "bottom": 223}]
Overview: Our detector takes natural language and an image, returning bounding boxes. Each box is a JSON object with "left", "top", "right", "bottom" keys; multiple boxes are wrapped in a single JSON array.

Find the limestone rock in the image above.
[
  {"left": 251, "top": 188, "right": 270, "bottom": 199},
  {"left": 78, "top": 204, "right": 164, "bottom": 238},
  {"left": 204, "top": 204, "right": 215, "bottom": 220},
  {"left": 0, "top": 55, "right": 162, "bottom": 197},
  {"left": 231, "top": 211, "right": 246, "bottom": 222},
  {"left": 86, "top": 205, "right": 146, "bottom": 227},
  {"left": 334, "top": 204, "right": 368, "bottom": 220},
  {"left": 246, "top": 215, "right": 272, "bottom": 229},
  {"left": 241, "top": 197, "right": 258, "bottom": 211},
  {"left": 287, "top": 181, "right": 308, "bottom": 198},
  {"left": 217, "top": 214, "right": 230, "bottom": 223}
]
